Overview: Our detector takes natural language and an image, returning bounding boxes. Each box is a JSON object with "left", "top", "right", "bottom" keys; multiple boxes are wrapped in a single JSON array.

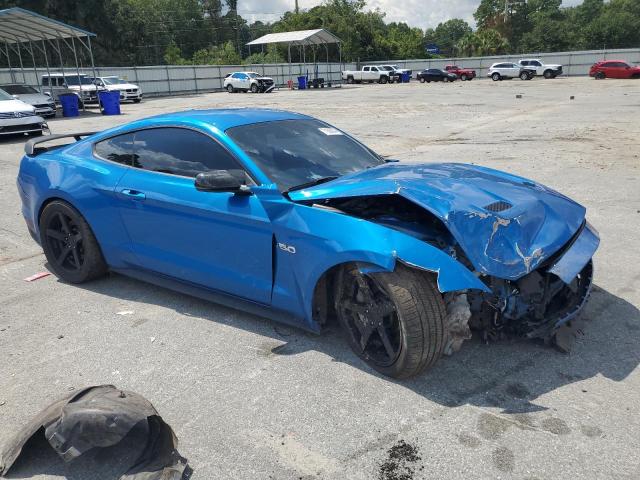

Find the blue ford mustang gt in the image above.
[{"left": 17, "top": 109, "right": 599, "bottom": 378}]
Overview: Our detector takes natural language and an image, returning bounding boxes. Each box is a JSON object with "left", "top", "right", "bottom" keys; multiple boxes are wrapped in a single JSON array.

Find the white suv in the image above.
[
  {"left": 224, "top": 72, "right": 275, "bottom": 93},
  {"left": 487, "top": 63, "right": 533, "bottom": 81},
  {"left": 41, "top": 73, "right": 103, "bottom": 106},
  {"left": 92, "top": 76, "right": 142, "bottom": 102},
  {"left": 518, "top": 59, "right": 563, "bottom": 79}
]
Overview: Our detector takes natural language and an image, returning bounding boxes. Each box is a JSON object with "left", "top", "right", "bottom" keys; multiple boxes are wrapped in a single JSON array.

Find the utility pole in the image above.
[{"left": 295, "top": 0, "right": 299, "bottom": 14}]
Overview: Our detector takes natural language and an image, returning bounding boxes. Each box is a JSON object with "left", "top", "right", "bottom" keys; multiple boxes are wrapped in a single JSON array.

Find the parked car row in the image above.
[
  {"left": 341, "top": 65, "right": 413, "bottom": 84},
  {"left": 41, "top": 73, "right": 143, "bottom": 107}
]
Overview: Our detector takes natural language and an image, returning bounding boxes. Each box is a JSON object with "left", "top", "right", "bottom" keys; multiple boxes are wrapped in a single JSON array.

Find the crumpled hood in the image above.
[{"left": 289, "top": 163, "right": 586, "bottom": 280}]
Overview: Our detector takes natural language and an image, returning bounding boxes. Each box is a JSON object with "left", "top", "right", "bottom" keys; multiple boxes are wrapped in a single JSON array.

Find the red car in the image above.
[
  {"left": 444, "top": 65, "right": 476, "bottom": 81},
  {"left": 589, "top": 60, "right": 640, "bottom": 79}
]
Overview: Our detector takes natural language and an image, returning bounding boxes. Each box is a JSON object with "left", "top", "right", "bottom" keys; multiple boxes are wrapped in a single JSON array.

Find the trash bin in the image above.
[
  {"left": 99, "top": 91, "right": 121, "bottom": 115},
  {"left": 297, "top": 76, "right": 307, "bottom": 90},
  {"left": 58, "top": 93, "right": 79, "bottom": 117},
  {"left": 401, "top": 72, "right": 411, "bottom": 83}
]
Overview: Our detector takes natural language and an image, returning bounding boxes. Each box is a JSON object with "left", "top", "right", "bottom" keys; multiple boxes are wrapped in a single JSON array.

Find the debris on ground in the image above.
[
  {"left": 0, "top": 385, "right": 187, "bottom": 480},
  {"left": 379, "top": 440, "right": 422, "bottom": 480},
  {"left": 23, "top": 272, "right": 51, "bottom": 282},
  {"left": 116, "top": 310, "right": 135, "bottom": 316}
]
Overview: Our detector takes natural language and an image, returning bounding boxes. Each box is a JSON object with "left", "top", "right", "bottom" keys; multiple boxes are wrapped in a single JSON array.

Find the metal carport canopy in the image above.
[
  {"left": 246, "top": 29, "right": 341, "bottom": 47},
  {"left": 0, "top": 7, "right": 97, "bottom": 110},
  {"left": 0, "top": 7, "right": 95, "bottom": 43}
]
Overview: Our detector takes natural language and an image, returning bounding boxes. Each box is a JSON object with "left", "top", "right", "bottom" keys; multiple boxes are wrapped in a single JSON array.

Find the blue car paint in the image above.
[
  {"left": 17, "top": 108, "right": 599, "bottom": 334},
  {"left": 288, "top": 162, "right": 589, "bottom": 280},
  {"left": 548, "top": 223, "right": 599, "bottom": 284}
]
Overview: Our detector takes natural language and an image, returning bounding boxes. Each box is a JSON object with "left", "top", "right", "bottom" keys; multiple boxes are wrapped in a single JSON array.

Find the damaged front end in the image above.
[{"left": 297, "top": 188, "right": 598, "bottom": 353}]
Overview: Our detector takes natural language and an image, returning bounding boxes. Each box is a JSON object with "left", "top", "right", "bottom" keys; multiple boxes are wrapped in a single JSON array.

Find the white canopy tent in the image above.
[
  {"left": 0, "top": 7, "right": 97, "bottom": 108},
  {"left": 247, "top": 29, "right": 342, "bottom": 86}
]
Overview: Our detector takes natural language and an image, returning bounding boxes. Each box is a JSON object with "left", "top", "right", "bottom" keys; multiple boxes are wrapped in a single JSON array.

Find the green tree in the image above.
[{"left": 431, "top": 19, "right": 473, "bottom": 56}]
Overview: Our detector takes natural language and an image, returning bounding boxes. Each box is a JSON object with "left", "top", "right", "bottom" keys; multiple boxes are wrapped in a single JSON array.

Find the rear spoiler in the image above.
[{"left": 25, "top": 132, "right": 98, "bottom": 156}]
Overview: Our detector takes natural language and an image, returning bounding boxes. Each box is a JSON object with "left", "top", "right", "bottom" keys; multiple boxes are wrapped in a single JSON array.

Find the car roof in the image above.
[
  {"left": 106, "top": 108, "right": 312, "bottom": 134},
  {"left": 597, "top": 59, "right": 628, "bottom": 63}
]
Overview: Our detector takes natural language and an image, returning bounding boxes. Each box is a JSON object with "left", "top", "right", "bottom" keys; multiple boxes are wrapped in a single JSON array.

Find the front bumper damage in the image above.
[
  {"left": 0, "top": 385, "right": 187, "bottom": 480},
  {"left": 464, "top": 222, "right": 598, "bottom": 348}
]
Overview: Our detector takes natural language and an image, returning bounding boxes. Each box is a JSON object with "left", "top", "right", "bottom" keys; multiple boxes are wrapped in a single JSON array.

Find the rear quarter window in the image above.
[{"left": 94, "top": 133, "right": 135, "bottom": 165}]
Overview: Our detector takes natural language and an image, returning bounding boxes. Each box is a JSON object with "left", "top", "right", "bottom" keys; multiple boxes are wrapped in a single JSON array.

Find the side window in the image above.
[
  {"left": 371, "top": 67, "right": 378, "bottom": 71},
  {"left": 520, "top": 61, "right": 529, "bottom": 66},
  {"left": 94, "top": 133, "right": 135, "bottom": 165},
  {"left": 532, "top": 61, "right": 542, "bottom": 66},
  {"left": 132, "top": 128, "right": 242, "bottom": 178},
  {"left": 231, "top": 73, "right": 240, "bottom": 78},
  {"left": 363, "top": 67, "right": 370, "bottom": 71}
]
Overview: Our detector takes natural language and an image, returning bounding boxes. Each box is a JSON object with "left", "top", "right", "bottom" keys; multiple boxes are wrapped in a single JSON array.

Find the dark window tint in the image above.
[
  {"left": 227, "top": 119, "right": 384, "bottom": 192},
  {"left": 132, "top": 128, "right": 240, "bottom": 177},
  {"left": 94, "top": 133, "right": 135, "bottom": 165}
]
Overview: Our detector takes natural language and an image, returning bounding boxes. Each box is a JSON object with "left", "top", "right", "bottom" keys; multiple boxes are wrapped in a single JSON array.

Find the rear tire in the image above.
[
  {"left": 595, "top": 72, "right": 605, "bottom": 80},
  {"left": 336, "top": 264, "right": 445, "bottom": 378},
  {"left": 39, "top": 201, "right": 107, "bottom": 284},
  {"left": 226, "top": 84, "right": 235, "bottom": 93},
  {"left": 492, "top": 73, "right": 501, "bottom": 81}
]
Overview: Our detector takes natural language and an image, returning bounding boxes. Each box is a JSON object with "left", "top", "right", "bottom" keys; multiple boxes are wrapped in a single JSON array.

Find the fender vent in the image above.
[{"left": 484, "top": 201, "right": 512, "bottom": 212}]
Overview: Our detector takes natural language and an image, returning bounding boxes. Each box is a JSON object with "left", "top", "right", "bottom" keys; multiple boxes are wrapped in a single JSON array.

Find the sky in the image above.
[{"left": 238, "top": 0, "right": 585, "bottom": 30}]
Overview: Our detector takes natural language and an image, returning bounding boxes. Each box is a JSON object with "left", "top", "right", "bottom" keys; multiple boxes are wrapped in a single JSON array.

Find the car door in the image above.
[
  {"left": 507, "top": 63, "right": 520, "bottom": 77},
  {"left": 611, "top": 62, "right": 627, "bottom": 78},
  {"left": 601, "top": 62, "right": 616, "bottom": 78},
  {"left": 114, "top": 126, "right": 274, "bottom": 304}
]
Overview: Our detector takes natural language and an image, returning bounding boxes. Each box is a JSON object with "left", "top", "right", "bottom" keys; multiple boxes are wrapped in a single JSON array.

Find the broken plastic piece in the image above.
[
  {"left": 23, "top": 272, "right": 51, "bottom": 282},
  {"left": 0, "top": 385, "right": 187, "bottom": 480}
]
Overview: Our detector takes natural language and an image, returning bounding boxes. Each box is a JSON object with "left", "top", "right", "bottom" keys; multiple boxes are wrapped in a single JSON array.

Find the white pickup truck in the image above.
[
  {"left": 518, "top": 59, "right": 563, "bottom": 79},
  {"left": 342, "top": 66, "right": 393, "bottom": 84}
]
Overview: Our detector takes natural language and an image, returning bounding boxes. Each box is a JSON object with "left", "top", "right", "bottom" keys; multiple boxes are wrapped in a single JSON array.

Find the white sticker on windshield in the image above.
[{"left": 319, "top": 127, "right": 344, "bottom": 136}]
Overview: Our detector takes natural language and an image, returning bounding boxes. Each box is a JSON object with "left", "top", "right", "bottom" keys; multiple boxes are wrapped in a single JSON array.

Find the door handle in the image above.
[{"left": 120, "top": 189, "right": 146, "bottom": 200}]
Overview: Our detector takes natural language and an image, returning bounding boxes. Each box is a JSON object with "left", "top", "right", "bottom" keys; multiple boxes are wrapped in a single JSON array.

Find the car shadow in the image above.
[{"left": 70, "top": 273, "right": 639, "bottom": 416}]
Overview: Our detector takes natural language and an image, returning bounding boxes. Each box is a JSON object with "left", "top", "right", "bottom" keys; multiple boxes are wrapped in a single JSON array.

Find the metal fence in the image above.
[{"left": 1, "top": 47, "right": 638, "bottom": 98}]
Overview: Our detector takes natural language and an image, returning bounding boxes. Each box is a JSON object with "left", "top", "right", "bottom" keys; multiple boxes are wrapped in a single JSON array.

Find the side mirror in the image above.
[{"left": 195, "top": 170, "right": 252, "bottom": 194}]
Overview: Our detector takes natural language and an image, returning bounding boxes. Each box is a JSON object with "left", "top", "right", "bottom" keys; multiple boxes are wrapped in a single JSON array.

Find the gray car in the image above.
[{"left": 0, "top": 84, "right": 56, "bottom": 118}]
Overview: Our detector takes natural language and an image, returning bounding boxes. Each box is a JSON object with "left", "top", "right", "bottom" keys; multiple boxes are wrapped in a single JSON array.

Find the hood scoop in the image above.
[{"left": 484, "top": 200, "right": 512, "bottom": 213}]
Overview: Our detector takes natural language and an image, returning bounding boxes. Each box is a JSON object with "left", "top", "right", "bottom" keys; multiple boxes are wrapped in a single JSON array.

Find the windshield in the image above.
[
  {"left": 65, "top": 76, "right": 93, "bottom": 86},
  {"left": 0, "top": 89, "right": 13, "bottom": 101},
  {"left": 226, "top": 119, "right": 384, "bottom": 192},
  {"left": 102, "top": 76, "right": 126, "bottom": 85},
  {"left": 247, "top": 72, "right": 260, "bottom": 78},
  {"left": 381, "top": 66, "right": 394, "bottom": 71},
  {"left": 2, "top": 84, "right": 38, "bottom": 94}
]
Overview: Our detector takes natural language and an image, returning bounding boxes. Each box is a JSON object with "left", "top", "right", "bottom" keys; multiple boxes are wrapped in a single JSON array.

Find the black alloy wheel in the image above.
[
  {"left": 339, "top": 271, "right": 402, "bottom": 368},
  {"left": 39, "top": 201, "right": 107, "bottom": 283}
]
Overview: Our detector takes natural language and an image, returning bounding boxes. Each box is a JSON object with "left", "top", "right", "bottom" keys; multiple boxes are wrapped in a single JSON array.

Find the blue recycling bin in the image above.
[
  {"left": 401, "top": 72, "right": 411, "bottom": 83},
  {"left": 99, "top": 91, "right": 121, "bottom": 115},
  {"left": 297, "top": 76, "right": 307, "bottom": 90},
  {"left": 58, "top": 93, "right": 79, "bottom": 117}
]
